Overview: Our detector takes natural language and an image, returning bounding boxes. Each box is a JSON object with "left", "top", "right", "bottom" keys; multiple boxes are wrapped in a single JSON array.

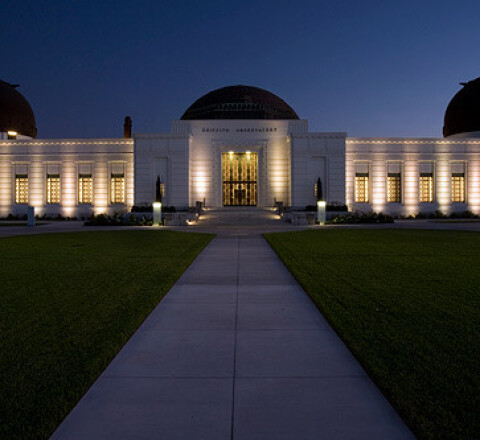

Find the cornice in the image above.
[
  {"left": 0, "top": 138, "right": 134, "bottom": 147},
  {"left": 346, "top": 137, "right": 480, "bottom": 145}
]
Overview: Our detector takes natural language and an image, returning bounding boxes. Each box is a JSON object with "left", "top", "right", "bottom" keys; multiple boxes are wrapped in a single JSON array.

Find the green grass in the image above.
[
  {"left": 0, "top": 230, "right": 213, "bottom": 440},
  {"left": 264, "top": 229, "right": 479, "bottom": 440}
]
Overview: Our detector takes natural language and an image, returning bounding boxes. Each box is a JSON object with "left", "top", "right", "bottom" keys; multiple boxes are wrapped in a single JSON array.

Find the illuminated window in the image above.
[
  {"left": 387, "top": 173, "right": 401, "bottom": 203},
  {"left": 78, "top": 174, "right": 93, "bottom": 204},
  {"left": 452, "top": 173, "right": 465, "bottom": 203},
  {"left": 355, "top": 173, "right": 369, "bottom": 203},
  {"left": 47, "top": 174, "right": 60, "bottom": 204},
  {"left": 111, "top": 173, "right": 125, "bottom": 204},
  {"left": 15, "top": 174, "right": 28, "bottom": 204},
  {"left": 419, "top": 173, "right": 434, "bottom": 203}
]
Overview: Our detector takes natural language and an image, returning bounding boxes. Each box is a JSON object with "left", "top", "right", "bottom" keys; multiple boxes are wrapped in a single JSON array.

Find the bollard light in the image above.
[
  {"left": 153, "top": 202, "right": 162, "bottom": 226},
  {"left": 27, "top": 206, "right": 35, "bottom": 227},
  {"left": 316, "top": 201, "right": 326, "bottom": 226}
]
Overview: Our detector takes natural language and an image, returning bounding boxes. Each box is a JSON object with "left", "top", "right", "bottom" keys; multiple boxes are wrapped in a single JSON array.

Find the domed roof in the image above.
[
  {"left": 443, "top": 77, "right": 480, "bottom": 137},
  {"left": 181, "top": 85, "right": 299, "bottom": 120},
  {"left": 0, "top": 79, "right": 37, "bottom": 138}
]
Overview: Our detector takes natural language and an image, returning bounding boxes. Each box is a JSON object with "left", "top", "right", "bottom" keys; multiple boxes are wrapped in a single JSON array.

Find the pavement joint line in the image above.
[
  {"left": 135, "top": 329, "right": 236, "bottom": 333},
  {"left": 101, "top": 375, "right": 368, "bottom": 379},
  {"left": 102, "top": 376, "right": 235, "bottom": 379},
  {"left": 230, "top": 235, "right": 240, "bottom": 440},
  {"left": 238, "top": 327, "right": 329, "bottom": 330},
  {"left": 236, "top": 328, "right": 337, "bottom": 332}
]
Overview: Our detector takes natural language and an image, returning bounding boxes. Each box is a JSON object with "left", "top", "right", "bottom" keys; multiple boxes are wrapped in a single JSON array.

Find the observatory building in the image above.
[{"left": 1, "top": 79, "right": 480, "bottom": 218}]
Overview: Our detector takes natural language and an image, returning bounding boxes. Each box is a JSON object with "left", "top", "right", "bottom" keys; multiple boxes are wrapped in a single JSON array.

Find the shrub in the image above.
[
  {"left": 329, "top": 211, "right": 394, "bottom": 224},
  {"left": 304, "top": 204, "right": 348, "bottom": 212}
]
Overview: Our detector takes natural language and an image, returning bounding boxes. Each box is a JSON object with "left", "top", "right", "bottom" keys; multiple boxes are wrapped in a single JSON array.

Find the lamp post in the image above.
[
  {"left": 316, "top": 201, "right": 326, "bottom": 226},
  {"left": 153, "top": 175, "right": 162, "bottom": 226},
  {"left": 153, "top": 202, "right": 162, "bottom": 226}
]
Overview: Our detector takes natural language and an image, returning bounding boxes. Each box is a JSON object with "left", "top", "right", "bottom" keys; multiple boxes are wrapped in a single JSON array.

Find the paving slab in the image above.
[
  {"left": 141, "top": 303, "right": 237, "bottom": 331},
  {"left": 51, "top": 227, "right": 415, "bottom": 439},
  {"left": 162, "top": 284, "right": 237, "bottom": 304},
  {"left": 234, "top": 378, "right": 414, "bottom": 440},
  {"left": 51, "top": 378, "right": 232, "bottom": 440},
  {"left": 237, "top": 285, "right": 312, "bottom": 304},
  {"left": 102, "top": 330, "right": 235, "bottom": 378},
  {"left": 236, "top": 329, "right": 365, "bottom": 378},
  {"left": 237, "top": 302, "right": 330, "bottom": 330}
]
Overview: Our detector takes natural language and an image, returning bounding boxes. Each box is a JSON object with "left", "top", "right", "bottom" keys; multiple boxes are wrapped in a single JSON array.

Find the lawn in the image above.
[
  {"left": 264, "top": 229, "right": 479, "bottom": 440},
  {"left": 0, "top": 230, "right": 213, "bottom": 440}
]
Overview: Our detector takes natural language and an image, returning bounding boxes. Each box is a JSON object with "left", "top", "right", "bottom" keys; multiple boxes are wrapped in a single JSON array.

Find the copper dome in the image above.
[
  {"left": 181, "top": 85, "right": 299, "bottom": 120},
  {"left": 443, "top": 77, "right": 480, "bottom": 137},
  {"left": 0, "top": 80, "right": 37, "bottom": 138}
]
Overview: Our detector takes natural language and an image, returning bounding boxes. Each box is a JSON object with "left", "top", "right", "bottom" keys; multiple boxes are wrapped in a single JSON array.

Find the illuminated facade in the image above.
[{"left": 1, "top": 80, "right": 480, "bottom": 218}]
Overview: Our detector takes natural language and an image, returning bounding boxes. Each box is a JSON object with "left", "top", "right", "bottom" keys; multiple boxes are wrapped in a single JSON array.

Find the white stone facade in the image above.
[
  {"left": 0, "top": 138, "right": 134, "bottom": 217},
  {"left": 346, "top": 137, "right": 480, "bottom": 216},
  {"left": 1, "top": 120, "right": 479, "bottom": 218}
]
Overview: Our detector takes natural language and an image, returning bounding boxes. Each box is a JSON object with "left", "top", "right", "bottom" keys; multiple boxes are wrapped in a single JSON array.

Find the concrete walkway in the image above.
[{"left": 51, "top": 229, "right": 415, "bottom": 439}]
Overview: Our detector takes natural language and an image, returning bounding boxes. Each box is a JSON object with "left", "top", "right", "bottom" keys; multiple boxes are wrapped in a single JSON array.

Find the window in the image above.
[
  {"left": 387, "top": 173, "right": 401, "bottom": 203},
  {"left": 46, "top": 174, "right": 60, "bottom": 204},
  {"left": 111, "top": 173, "right": 125, "bottom": 204},
  {"left": 78, "top": 174, "right": 93, "bottom": 204},
  {"left": 355, "top": 173, "right": 369, "bottom": 203},
  {"left": 452, "top": 173, "right": 465, "bottom": 203},
  {"left": 15, "top": 174, "right": 28, "bottom": 204},
  {"left": 419, "top": 173, "right": 434, "bottom": 203}
]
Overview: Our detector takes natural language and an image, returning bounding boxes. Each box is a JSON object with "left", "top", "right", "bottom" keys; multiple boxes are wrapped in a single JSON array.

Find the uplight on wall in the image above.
[
  {"left": 371, "top": 162, "right": 386, "bottom": 212},
  {"left": 192, "top": 168, "right": 208, "bottom": 204},
  {"left": 403, "top": 161, "right": 419, "bottom": 215},
  {"left": 7, "top": 131, "right": 17, "bottom": 139},
  {"left": 62, "top": 206, "right": 76, "bottom": 217},
  {"left": 94, "top": 206, "right": 108, "bottom": 215},
  {"left": 468, "top": 160, "right": 480, "bottom": 214},
  {"left": 436, "top": 160, "right": 450, "bottom": 214}
]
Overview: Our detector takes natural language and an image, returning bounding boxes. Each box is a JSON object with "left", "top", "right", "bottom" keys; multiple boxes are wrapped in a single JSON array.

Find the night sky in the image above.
[{"left": 2, "top": 0, "right": 479, "bottom": 139}]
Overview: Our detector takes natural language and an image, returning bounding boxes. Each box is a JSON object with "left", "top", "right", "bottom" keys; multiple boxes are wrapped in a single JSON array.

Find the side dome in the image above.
[
  {"left": 0, "top": 80, "right": 37, "bottom": 138},
  {"left": 181, "top": 85, "right": 299, "bottom": 120},
  {"left": 443, "top": 77, "right": 480, "bottom": 137}
]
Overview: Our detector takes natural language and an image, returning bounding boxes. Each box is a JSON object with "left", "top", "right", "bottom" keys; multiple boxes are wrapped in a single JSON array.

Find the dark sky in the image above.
[{"left": 2, "top": 0, "right": 479, "bottom": 139}]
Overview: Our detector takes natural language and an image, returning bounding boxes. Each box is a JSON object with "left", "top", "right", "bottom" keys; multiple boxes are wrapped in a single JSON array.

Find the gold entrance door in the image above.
[{"left": 222, "top": 152, "right": 257, "bottom": 206}]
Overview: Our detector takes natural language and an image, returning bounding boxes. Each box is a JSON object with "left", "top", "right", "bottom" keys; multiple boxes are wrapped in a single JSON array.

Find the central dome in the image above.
[{"left": 181, "top": 85, "right": 299, "bottom": 120}]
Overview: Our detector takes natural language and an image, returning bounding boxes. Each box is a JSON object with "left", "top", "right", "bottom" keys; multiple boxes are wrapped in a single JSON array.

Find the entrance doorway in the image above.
[{"left": 222, "top": 152, "right": 257, "bottom": 206}]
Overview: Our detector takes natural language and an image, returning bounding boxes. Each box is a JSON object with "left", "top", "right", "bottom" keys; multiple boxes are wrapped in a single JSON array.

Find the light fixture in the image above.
[
  {"left": 153, "top": 202, "right": 162, "bottom": 227},
  {"left": 7, "top": 131, "right": 17, "bottom": 139}
]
